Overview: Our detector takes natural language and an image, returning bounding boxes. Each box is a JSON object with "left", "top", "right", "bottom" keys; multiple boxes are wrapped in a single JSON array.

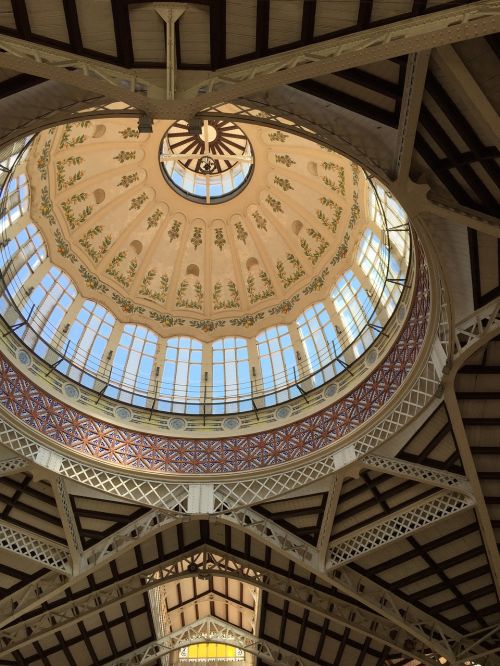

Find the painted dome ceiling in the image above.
[{"left": 27, "top": 118, "right": 366, "bottom": 339}]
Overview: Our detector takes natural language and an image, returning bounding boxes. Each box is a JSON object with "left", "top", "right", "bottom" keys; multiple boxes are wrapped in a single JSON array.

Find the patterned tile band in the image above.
[{"left": 0, "top": 256, "right": 429, "bottom": 475}]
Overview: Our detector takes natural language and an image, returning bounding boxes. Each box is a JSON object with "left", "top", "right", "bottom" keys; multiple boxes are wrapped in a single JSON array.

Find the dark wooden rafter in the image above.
[
  {"left": 255, "top": 0, "right": 270, "bottom": 58},
  {"left": 0, "top": 74, "right": 46, "bottom": 99},
  {"left": 62, "top": 0, "right": 83, "bottom": 54},
  {"left": 209, "top": 0, "right": 226, "bottom": 70},
  {"left": 301, "top": 0, "right": 317, "bottom": 44},
  {"left": 11, "top": 0, "right": 31, "bottom": 40},
  {"left": 111, "top": 0, "right": 134, "bottom": 68},
  {"left": 356, "top": 0, "right": 373, "bottom": 29}
]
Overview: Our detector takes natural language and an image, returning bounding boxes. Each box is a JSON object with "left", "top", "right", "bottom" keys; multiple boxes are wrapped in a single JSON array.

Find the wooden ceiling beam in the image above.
[
  {"left": 301, "top": 0, "right": 317, "bottom": 44},
  {"left": 111, "top": 0, "right": 133, "bottom": 68},
  {"left": 210, "top": 0, "right": 226, "bottom": 70},
  {"left": 62, "top": 0, "right": 83, "bottom": 54},
  {"left": 357, "top": 0, "right": 373, "bottom": 29},
  {"left": 0, "top": 73, "right": 45, "bottom": 99},
  {"left": 255, "top": 0, "right": 269, "bottom": 57},
  {"left": 11, "top": 0, "right": 30, "bottom": 40}
]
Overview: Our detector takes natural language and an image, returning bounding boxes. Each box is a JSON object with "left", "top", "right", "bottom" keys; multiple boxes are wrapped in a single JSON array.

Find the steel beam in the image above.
[
  {"left": 424, "top": 199, "right": 500, "bottom": 239},
  {"left": 0, "top": 519, "right": 71, "bottom": 574},
  {"left": 327, "top": 490, "right": 474, "bottom": 569},
  {"left": 51, "top": 475, "right": 83, "bottom": 573},
  {"left": 0, "top": 546, "right": 454, "bottom": 664},
  {"left": 103, "top": 616, "right": 317, "bottom": 666},
  {"left": 0, "top": 1, "right": 498, "bottom": 119},
  {"left": 452, "top": 298, "right": 500, "bottom": 361},
  {"left": 393, "top": 50, "right": 430, "bottom": 182}
]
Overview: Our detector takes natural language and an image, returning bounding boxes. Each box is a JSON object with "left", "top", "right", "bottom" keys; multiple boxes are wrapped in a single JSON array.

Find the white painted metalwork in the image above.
[
  {"left": 360, "top": 454, "right": 471, "bottom": 490},
  {"left": 0, "top": 456, "right": 30, "bottom": 476},
  {"left": 0, "top": 519, "right": 71, "bottom": 573},
  {"left": 393, "top": 50, "right": 430, "bottom": 181},
  {"left": 0, "top": 546, "right": 455, "bottom": 664},
  {"left": 51, "top": 476, "right": 83, "bottom": 572},
  {"left": 103, "top": 616, "right": 317, "bottom": 666},
  {"left": 453, "top": 298, "right": 500, "bottom": 360},
  {"left": 327, "top": 490, "right": 474, "bottom": 568}
]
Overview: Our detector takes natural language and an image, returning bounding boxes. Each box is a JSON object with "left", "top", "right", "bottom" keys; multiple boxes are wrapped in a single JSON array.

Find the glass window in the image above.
[
  {"left": 368, "top": 182, "right": 409, "bottom": 260},
  {"left": 212, "top": 337, "right": 251, "bottom": 412},
  {"left": 19, "top": 266, "right": 76, "bottom": 358},
  {"left": 357, "top": 229, "right": 403, "bottom": 317},
  {"left": 107, "top": 324, "right": 158, "bottom": 407},
  {"left": 59, "top": 300, "right": 115, "bottom": 389},
  {"left": 159, "top": 336, "right": 203, "bottom": 413},
  {"left": 331, "top": 270, "right": 380, "bottom": 358},
  {"left": 256, "top": 325, "right": 300, "bottom": 406},
  {"left": 179, "top": 643, "right": 244, "bottom": 661},
  {"left": 297, "top": 303, "right": 344, "bottom": 385},
  {"left": 0, "top": 173, "right": 29, "bottom": 234}
]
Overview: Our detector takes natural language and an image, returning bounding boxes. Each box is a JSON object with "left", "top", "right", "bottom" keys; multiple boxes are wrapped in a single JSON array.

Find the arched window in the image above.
[
  {"left": 20, "top": 266, "right": 76, "bottom": 358},
  {"left": 60, "top": 300, "right": 115, "bottom": 388},
  {"left": 0, "top": 173, "right": 29, "bottom": 233},
  {"left": 212, "top": 337, "right": 251, "bottom": 412},
  {"left": 256, "top": 325, "right": 299, "bottom": 406},
  {"left": 297, "top": 303, "right": 344, "bottom": 385},
  {"left": 357, "top": 229, "right": 402, "bottom": 317},
  {"left": 368, "top": 182, "right": 409, "bottom": 260},
  {"left": 331, "top": 270, "right": 380, "bottom": 358},
  {"left": 108, "top": 324, "right": 158, "bottom": 407},
  {"left": 160, "top": 337, "right": 203, "bottom": 413}
]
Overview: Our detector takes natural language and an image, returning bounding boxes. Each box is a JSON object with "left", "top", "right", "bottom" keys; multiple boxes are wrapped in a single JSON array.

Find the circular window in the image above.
[{"left": 160, "top": 119, "right": 254, "bottom": 204}]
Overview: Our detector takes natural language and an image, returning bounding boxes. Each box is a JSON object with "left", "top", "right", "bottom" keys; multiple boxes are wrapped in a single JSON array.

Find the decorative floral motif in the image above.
[
  {"left": 114, "top": 150, "right": 136, "bottom": 163},
  {"left": 56, "top": 156, "right": 84, "bottom": 191},
  {"left": 191, "top": 227, "right": 202, "bottom": 250},
  {"left": 189, "top": 318, "right": 225, "bottom": 333},
  {"left": 106, "top": 251, "right": 138, "bottom": 287},
  {"left": 321, "top": 163, "right": 346, "bottom": 197},
  {"left": 276, "top": 253, "right": 305, "bottom": 288},
  {"left": 79, "top": 265, "right": 109, "bottom": 293},
  {"left": 176, "top": 279, "right": 203, "bottom": 310},
  {"left": 275, "top": 154, "right": 295, "bottom": 168},
  {"left": 300, "top": 228, "right": 329, "bottom": 265},
  {"left": 129, "top": 192, "right": 148, "bottom": 210},
  {"left": 317, "top": 200, "right": 342, "bottom": 234},
  {"left": 265, "top": 194, "right": 283, "bottom": 214},
  {"left": 214, "top": 227, "right": 226, "bottom": 251},
  {"left": 234, "top": 221, "right": 248, "bottom": 244},
  {"left": 213, "top": 281, "right": 240, "bottom": 310},
  {"left": 58, "top": 121, "right": 90, "bottom": 150},
  {"left": 252, "top": 211, "right": 267, "bottom": 231},
  {"left": 146, "top": 209, "right": 164, "bottom": 230},
  {"left": 273, "top": 176, "right": 293, "bottom": 192},
  {"left": 54, "top": 229, "right": 77, "bottom": 262},
  {"left": 149, "top": 312, "right": 185, "bottom": 328},
  {"left": 37, "top": 140, "right": 51, "bottom": 180},
  {"left": 268, "top": 295, "right": 300, "bottom": 315},
  {"left": 348, "top": 191, "right": 360, "bottom": 229},
  {"left": 302, "top": 267, "right": 330, "bottom": 295},
  {"left": 61, "top": 193, "right": 93, "bottom": 230},
  {"left": 118, "top": 173, "right": 139, "bottom": 188},
  {"left": 79, "top": 225, "right": 112, "bottom": 263},
  {"left": 40, "top": 186, "right": 56, "bottom": 225},
  {"left": 139, "top": 270, "right": 169, "bottom": 304},
  {"left": 268, "top": 130, "right": 288, "bottom": 142},
  {"left": 229, "top": 312, "right": 265, "bottom": 328},
  {"left": 167, "top": 219, "right": 181, "bottom": 240},
  {"left": 112, "top": 293, "right": 145, "bottom": 314},
  {"left": 119, "top": 127, "right": 139, "bottom": 139},
  {"left": 246, "top": 270, "right": 275, "bottom": 304}
]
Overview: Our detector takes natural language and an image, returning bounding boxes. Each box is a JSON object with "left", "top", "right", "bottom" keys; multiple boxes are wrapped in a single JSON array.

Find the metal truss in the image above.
[
  {"left": 0, "top": 1, "right": 498, "bottom": 122},
  {"left": 451, "top": 624, "right": 500, "bottom": 665},
  {"left": 393, "top": 50, "right": 430, "bottom": 182},
  {"left": 0, "top": 518, "right": 70, "bottom": 574},
  {"left": 327, "top": 490, "right": 474, "bottom": 568},
  {"left": 360, "top": 454, "right": 471, "bottom": 491},
  {"left": 103, "top": 616, "right": 317, "bottom": 666},
  {"left": 51, "top": 476, "right": 83, "bottom": 572},
  {"left": 183, "top": 1, "right": 500, "bottom": 108},
  {"left": 452, "top": 297, "right": 500, "bottom": 362},
  {"left": 0, "top": 456, "right": 30, "bottom": 477},
  {"left": 0, "top": 507, "right": 180, "bottom": 628},
  {"left": 0, "top": 545, "right": 456, "bottom": 665}
]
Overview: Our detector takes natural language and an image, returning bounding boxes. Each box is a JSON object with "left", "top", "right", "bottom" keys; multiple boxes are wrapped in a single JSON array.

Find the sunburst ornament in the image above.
[{"left": 160, "top": 119, "right": 254, "bottom": 204}]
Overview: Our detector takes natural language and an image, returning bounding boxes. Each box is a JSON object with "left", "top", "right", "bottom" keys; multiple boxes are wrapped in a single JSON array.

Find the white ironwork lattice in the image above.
[
  {"left": 0, "top": 520, "right": 70, "bottom": 573},
  {"left": 327, "top": 490, "right": 474, "bottom": 568},
  {"left": 0, "top": 456, "right": 29, "bottom": 476},
  {"left": 361, "top": 454, "right": 470, "bottom": 490}
]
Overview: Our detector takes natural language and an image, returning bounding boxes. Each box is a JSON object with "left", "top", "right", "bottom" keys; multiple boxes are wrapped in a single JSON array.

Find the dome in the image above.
[{"left": 0, "top": 117, "right": 411, "bottom": 416}]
